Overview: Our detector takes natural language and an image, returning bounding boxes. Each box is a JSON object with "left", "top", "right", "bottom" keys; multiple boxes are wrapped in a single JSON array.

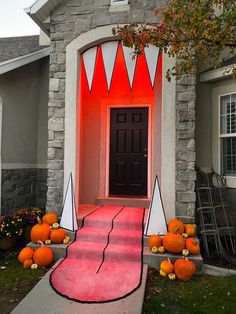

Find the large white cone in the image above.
[
  {"left": 82, "top": 46, "right": 97, "bottom": 91},
  {"left": 60, "top": 174, "right": 78, "bottom": 231},
  {"left": 144, "top": 176, "right": 167, "bottom": 236}
]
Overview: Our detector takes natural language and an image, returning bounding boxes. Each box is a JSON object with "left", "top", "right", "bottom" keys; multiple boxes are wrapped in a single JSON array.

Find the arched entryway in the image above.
[
  {"left": 64, "top": 25, "right": 176, "bottom": 221},
  {"left": 78, "top": 41, "right": 162, "bottom": 204}
]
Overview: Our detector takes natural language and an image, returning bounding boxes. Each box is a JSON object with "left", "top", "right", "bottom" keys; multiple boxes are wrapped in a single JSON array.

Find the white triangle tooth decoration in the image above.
[
  {"left": 101, "top": 41, "right": 119, "bottom": 91},
  {"left": 82, "top": 46, "right": 97, "bottom": 92},
  {"left": 144, "top": 175, "right": 167, "bottom": 236},
  {"left": 122, "top": 44, "right": 137, "bottom": 89},
  {"left": 144, "top": 45, "right": 159, "bottom": 87},
  {"left": 60, "top": 173, "right": 78, "bottom": 231}
]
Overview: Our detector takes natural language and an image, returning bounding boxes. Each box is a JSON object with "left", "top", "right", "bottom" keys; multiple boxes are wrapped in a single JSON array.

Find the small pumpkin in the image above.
[
  {"left": 158, "top": 246, "right": 165, "bottom": 253},
  {"left": 182, "top": 249, "right": 190, "bottom": 257},
  {"left": 185, "top": 224, "right": 196, "bottom": 237},
  {"left": 31, "top": 263, "right": 38, "bottom": 270},
  {"left": 42, "top": 212, "right": 58, "bottom": 226},
  {"left": 151, "top": 246, "right": 158, "bottom": 254},
  {"left": 185, "top": 238, "right": 200, "bottom": 255},
  {"left": 50, "top": 228, "right": 67, "bottom": 244},
  {"left": 18, "top": 247, "right": 34, "bottom": 264},
  {"left": 45, "top": 239, "right": 52, "bottom": 245},
  {"left": 168, "top": 219, "right": 185, "bottom": 234},
  {"left": 182, "top": 233, "right": 189, "bottom": 239},
  {"left": 174, "top": 258, "right": 196, "bottom": 281},
  {"left": 23, "top": 258, "right": 33, "bottom": 269},
  {"left": 63, "top": 238, "right": 70, "bottom": 244},
  {"left": 33, "top": 241, "right": 54, "bottom": 267},
  {"left": 30, "top": 219, "right": 51, "bottom": 244},
  {"left": 159, "top": 269, "right": 167, "bottom": 277},
  {"left": 160, "top": 258, "right": 174, "bottom": 274},
  {"left": 52, "top": 222, "right": 60, "bottom": 229},
  {"left": 168, "top": 273, "right": 176, "bottom": 280},
  {"left": 163, "top": 232, "right": 185, "bottom": 254},
  {"left": 148, "top": 234, "right": 162, "bottom": 249}
]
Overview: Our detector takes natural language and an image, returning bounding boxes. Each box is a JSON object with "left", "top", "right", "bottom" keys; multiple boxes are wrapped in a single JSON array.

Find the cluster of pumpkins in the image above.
[
  {"left": 159, "top": 257, "right": 196, "bottom": 281},
  {"left": 18, "top": 242, "right": 54, "bottom": 269},
  {"left": 18, "top": 211, "right": 69, "bottom": 270},
  {"left": 148, "top": 219, "right": 200, "bottom": 281},
  {"left": 148, "top": 219, "right": 200, "bottom": 257},
  {"left": 30, "top": 212, "right": 70, "bottom": 245}
]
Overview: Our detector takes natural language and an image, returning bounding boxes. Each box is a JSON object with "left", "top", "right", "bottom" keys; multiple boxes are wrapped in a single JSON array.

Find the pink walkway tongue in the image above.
[{"left": 50, "top": 206, "right": 144, "bottom": 303}]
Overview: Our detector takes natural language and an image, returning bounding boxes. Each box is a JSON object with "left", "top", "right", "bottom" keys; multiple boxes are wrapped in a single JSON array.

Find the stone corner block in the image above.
[{"left": 49, "top": 78, "right": 60, "bottom": 92}]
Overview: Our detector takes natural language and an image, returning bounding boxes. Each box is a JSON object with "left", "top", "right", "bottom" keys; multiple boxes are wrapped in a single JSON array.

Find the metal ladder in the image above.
[{"left": 196, "top": 167, "right": 236, "bottom": 258}]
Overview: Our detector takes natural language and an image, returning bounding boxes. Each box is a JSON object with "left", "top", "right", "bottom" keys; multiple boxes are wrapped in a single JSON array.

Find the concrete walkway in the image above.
[{"left": 11, "top": 260, "right": 148, "bottom": 314}]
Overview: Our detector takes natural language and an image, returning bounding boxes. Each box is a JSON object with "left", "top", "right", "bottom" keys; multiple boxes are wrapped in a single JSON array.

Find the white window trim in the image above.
[
  {"left": 111, "top": 0, "right": 128, "bottom": 5},
  {"left": 218, "top": 91, "right": 236, "bottom": 187}
]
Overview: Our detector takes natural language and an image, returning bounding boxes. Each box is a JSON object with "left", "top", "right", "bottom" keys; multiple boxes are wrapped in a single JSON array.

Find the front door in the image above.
[{"left": 109, "top": 108, "right": 148, "bottom": 196}]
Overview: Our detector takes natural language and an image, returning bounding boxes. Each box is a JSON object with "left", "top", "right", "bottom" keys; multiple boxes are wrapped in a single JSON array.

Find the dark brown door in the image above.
[{"left": 109, "top": 108, "right": 148, "bottom": 196}]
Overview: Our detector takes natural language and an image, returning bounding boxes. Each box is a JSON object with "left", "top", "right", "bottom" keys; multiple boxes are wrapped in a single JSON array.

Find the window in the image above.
[
  {"left": 219, "top": 93, "right": 236, "bottom": 175},
  {"left": 111, "top": 0, "right": 128, "bottom": 5}
]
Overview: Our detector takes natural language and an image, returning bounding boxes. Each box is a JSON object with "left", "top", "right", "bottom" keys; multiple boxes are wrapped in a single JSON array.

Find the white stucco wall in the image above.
[{"left": 0, "top": 58, "right": 49, "bottom": 167}]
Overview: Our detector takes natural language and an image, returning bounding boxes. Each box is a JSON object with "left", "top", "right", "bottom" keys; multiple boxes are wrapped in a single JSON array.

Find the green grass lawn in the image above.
[
  {"left": 143, "top": 268, "right": 236, "bottom": 314},
  {"left": 0, "top": 257, "right": 47, "bottom": 314}
]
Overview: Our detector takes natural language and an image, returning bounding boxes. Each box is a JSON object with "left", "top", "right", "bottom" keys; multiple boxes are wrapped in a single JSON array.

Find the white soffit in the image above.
[
  {"left": 145, "top": 45, "right": 159, "bottom": 87},
  {"left": 82, "top": 47, "right": 98, "bottom": 91},
  {"left": 200, "top": 64, "right": 235, "bottom": 82},
  {"left": 101, "top": 41, "right": 119, "bottom": 91},
  {"left": 60, "top": 174, "right": 78, "bottom": 231},
  {"left": 144, "top": 176, "right": 168, "bottom": 236},
  {"left": 0, "top": 48, "right": 50, "bottom": 75},
  {"left": 122, "top": 44, "right": 137, "bottom": 89}
]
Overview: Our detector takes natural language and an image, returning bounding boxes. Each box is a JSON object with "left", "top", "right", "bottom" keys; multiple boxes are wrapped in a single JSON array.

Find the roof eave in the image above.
[
  {"left": 0, "top": 47, "right": 50, "bottom": 75},
  {"left": 25, "top": 0, "right": 64, "bottom": 36}
]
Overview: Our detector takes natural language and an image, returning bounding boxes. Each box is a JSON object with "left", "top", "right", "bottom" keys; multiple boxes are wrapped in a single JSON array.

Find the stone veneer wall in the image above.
[
  {"left": 47, "top": 0, "right": 196, "bottom": 221},
  {"left": 47, "top": 0, "right": 164, "bottom": 212},
  {"left": 1, "top": 169, "right": 47, "bottom": 215},
  {"left": 175, "top": 74, "right": 196, "bottom": 223}
]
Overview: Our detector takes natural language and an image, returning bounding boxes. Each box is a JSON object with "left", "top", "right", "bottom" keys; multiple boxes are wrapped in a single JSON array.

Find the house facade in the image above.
[
  {"left": 25, "top": 0, "right": 197, "bottom": 223},
  {"left": 0, "top": 35, "right": 49, "bottom": 215},
  {"left": 2, "top": 0, "right": 235, "bottom": 224}
]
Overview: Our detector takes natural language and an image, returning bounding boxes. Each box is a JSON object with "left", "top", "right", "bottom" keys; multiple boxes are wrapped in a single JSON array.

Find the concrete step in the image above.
[
  {"left": 28, "top": 240, "right": 203, "bottom": 273},
  {"left": 11, "top": 260, "right": 148, "bottom": 314},
  {"left": 96, "top": 197, "right": 150, "bottom": 208},
  {"left": 143, "top": 246, "right": 203, "bottom": 273}
]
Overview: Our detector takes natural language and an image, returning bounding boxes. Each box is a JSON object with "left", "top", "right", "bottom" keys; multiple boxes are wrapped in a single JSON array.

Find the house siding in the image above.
[
  {"left": 0, "top": 58, "right": 49, "bottom": 215},
  {"left": 1, "top": 168, "right": 47, "bottom": 216},
  {"left": 47, "top": 0, "right": 196, "bottom": 222}
]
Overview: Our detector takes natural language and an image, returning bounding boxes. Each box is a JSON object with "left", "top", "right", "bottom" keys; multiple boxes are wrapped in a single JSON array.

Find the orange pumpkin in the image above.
[
  {"left": 23, "top": 258, "right": 33, "bottom": 269},
  {"left": 50, "top": 228, "right": 67, "bottom": 244},
  {"left": 185, "top": 238, "right": 200, "bottom": 255},
  {"left": 174, "top": 258, "right": 196, "bottom": 281},
  {"left": 33, "top": 242, "right": 54, "bottom": 267},
  {"left": 163, "top": 232, "right": 185, "bottom": 254},
  {"left": 42, "top": 212, "right": 58, "bottom": 226},
  {"left": 185, "top": 224, "right": 196, "bottom": 237},
  {"left": 30, "top": 222, "right": 51, "bottom": 244},
  {"left": 18, "top": 247, "right": 34, "bottom": 264},
  {"left": 148, "top": 234, "right": 162, "bottom": 249},
  {"left": 160, "top": 258, "right": 174, "bottom": 274},
  {"left": 168, "top": 219, "right": 185, "bottom": 234}
]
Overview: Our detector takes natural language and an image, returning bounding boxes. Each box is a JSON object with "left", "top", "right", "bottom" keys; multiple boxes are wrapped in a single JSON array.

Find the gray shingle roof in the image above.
[{"left": 0, "top": 35, "right": 47, "bottom": 63}]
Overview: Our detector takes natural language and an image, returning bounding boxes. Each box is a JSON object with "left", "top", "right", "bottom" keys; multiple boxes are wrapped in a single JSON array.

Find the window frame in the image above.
[
  {"left": 110, "top": 0, "right": 128, "bottom": 5},
  {"left": 218, "top": 92, "right": 236, "bottom": 177}
]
